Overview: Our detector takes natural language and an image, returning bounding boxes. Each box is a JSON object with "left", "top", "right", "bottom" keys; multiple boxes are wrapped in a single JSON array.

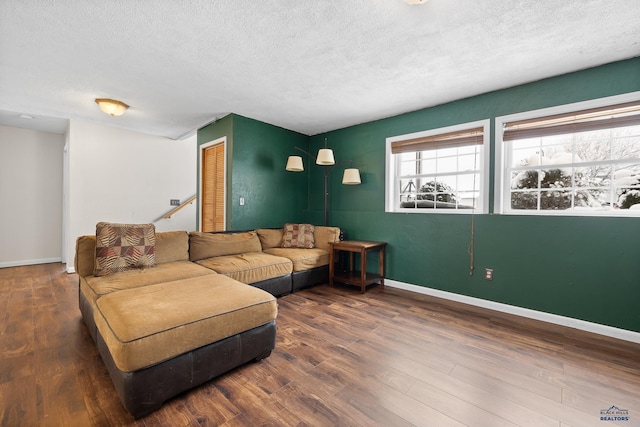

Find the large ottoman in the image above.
[{"left": 93, "top": 274, "right": 277, "bottom": 418}]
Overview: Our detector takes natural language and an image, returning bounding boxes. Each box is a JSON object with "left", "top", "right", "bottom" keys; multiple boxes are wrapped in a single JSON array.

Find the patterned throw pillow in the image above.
[
  {"left": 281, "top": 223, "right": 315, "bottom": 248},
  {"left": 94, "top": 222, "right": 156, "bottom": 277}
]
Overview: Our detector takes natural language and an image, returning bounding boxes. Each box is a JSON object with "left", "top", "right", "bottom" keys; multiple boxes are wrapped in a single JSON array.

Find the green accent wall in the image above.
[
  {"left": 197, "top": 114, "right": 308, "bottom": 230},
  {"left": 198, "top": 57, "right": 640, "bottom": 333},
  {"left": 314, "top": 57, "right": 640, "bottom": 333}
]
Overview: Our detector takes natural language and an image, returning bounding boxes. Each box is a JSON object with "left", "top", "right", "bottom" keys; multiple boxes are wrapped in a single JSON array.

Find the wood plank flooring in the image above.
[{"left": 1, "top": 262, "right": 639, "bottom": 426}]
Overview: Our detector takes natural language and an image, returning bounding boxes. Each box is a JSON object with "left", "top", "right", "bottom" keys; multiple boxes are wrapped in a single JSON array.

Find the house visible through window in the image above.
[
  {"left": 495, "top": 94, "right": 640, "bottom": 216},
  {"left": 385, "top": 120, "right": 490, "bottom": 213}
]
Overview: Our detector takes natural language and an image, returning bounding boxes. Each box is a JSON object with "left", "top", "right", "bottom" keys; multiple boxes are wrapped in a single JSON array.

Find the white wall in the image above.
[
  {"left": 65, "top": 120, "right": 197, "bottom": 271},
  {"left": 0, "top": 125, "right": 65, "bottom": 267}
]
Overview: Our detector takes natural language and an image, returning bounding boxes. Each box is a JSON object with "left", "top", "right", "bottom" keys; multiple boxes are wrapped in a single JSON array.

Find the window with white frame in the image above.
[
  {"left": 385, "top": 120, "right": 490, "bottom": 213},
  {"left": 495, "top": 94, "right": 640, "bottom": 216}
]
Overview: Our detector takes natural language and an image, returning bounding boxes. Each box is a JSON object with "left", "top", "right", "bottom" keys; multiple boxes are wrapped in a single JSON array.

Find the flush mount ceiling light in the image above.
[
  {"left": 95, "top": 98, "right": 129, "bottom": 116},
  {"left": 405, "top": 0, "right": 428, "bottom": 4}
]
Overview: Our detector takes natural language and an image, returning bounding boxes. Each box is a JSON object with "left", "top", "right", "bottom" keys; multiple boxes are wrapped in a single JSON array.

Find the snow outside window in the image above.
[
  {"left": 495, "top": 93, "right": 640, "bottom": 216},
  {"left": 385, "top": 120, "right": 490, "bottom": 214}
]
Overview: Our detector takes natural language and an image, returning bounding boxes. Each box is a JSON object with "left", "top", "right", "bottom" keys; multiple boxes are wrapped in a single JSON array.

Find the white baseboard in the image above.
[
  {"left": 0, "top": 257, "right": 62, "bottom": 269},
  {"left": 66, "top": 265, "right": 75, "bottom": 274},
  {"left": 385, "top": 279, "right": 640, "bottom": 344}
]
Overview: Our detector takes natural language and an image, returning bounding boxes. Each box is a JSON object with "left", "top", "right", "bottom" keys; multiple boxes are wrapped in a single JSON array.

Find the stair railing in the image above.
[{"left": 155, "top": 195, "right": 197, "bottom": 221}]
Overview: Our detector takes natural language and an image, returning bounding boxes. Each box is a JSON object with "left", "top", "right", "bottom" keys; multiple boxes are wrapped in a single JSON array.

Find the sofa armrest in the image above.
[
  {"left": 75, "top": 235, "right": 97, "bottom": 277},
  {"left": 313, "top": 226, "right": 341, "bottom": 251}
]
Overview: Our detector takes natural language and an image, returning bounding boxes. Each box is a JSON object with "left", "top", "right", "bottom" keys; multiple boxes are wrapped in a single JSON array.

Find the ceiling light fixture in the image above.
[
  {"left": 95, "top": 98, "right": 129, "bottom": 116},
  {"left": 405, "top": 0, "right": 428, "bottom": 4}
]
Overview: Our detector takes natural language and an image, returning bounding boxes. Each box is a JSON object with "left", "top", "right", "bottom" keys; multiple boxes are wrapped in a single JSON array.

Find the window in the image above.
[
  {"left": 495, "top": 93, "right": 640, "bottom": 216},
  {"left": 385, "top": 120, "right": 490, "bottom": 213}
]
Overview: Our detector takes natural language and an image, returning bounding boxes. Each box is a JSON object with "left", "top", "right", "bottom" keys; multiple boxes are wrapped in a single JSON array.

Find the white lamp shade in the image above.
[
  {"left": 286, "top": 155, "right": 304, "bottom": 171},
  {"left": 342, "top": 168, "right": 361, "bottom": 185},
  {"left": 316, "top": 148, "right": 335, "bottom": 165}
]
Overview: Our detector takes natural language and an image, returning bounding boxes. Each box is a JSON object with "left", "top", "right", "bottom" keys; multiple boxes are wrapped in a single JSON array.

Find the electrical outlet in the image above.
[
  {"left": 485, "top": 268, "right": 494, "bottom": 281},
  {"left": 170, "top": 199, "right": 180, "bottom": 206},
  {"left": 239, "top": 197, "right": 245, "bottom": 206}
]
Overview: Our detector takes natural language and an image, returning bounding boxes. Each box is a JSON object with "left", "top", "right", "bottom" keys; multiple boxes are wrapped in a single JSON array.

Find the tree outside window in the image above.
[{"left": 508, "top": 126, "right": 640, "bottom": 212}]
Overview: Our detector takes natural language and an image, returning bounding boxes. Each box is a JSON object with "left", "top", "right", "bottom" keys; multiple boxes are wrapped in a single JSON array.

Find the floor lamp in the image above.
[{"left": 286, "top": 140, "right": 361, "bottom": 226}]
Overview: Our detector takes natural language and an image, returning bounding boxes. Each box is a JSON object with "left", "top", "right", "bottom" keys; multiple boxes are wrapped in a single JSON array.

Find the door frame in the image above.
[{"left": 199, "top": 136, "right": 227, "bottom": 231}]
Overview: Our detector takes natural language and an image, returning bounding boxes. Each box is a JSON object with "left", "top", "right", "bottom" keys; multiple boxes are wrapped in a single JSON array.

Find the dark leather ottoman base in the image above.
[{"left": 95, "top": 320, "right": 276, "bottom": 419}]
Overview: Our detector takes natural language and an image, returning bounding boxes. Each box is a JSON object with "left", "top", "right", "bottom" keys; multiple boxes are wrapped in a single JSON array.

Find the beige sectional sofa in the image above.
[
  {"left": 75, "top": 224, "right": 340, "bottom": 418},
  {"left": 187, "top": 226, "right": 341, "bottom": 296}
]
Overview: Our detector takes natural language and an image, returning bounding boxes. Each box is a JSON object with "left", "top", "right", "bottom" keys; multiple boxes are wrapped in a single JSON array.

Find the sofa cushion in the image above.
[
  {"left": 256, "top": 228, "right": 283, "bottom": 249},
  {"left": 94, "top": 274, "right": 277, "bottom": 372},
  {"left": 94, "top": 222, "right": 156, "bottom": 277},
  {"left": 189, "top": 231, "right": 262, "bottom": 261},
  {"left": 281, "top": 223, "right": 315, "bottom": 249},
  {"left": 85, "top": 260, "right": 216, "bottom": 298},
  {"left": 263, "top": 248, "right": 330, "bottom": 272},
  {"left": 76, "top": 231, "right": 190, "bottom": 277},
  {"left": 154, "top": 231, "right": 190, "bottom": 264},
  {"left": 195, "top": 252, "right": 292, "bottom": 284}
]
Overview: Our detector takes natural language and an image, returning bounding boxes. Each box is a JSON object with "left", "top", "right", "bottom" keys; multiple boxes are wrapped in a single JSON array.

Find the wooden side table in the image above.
[{"left": 329, "top": 240, "right": 387, "bottom": 293}]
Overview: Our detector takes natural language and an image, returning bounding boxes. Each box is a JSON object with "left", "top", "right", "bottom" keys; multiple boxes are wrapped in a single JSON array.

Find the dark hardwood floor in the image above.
[{"left": 1, "top": 263, "right": 639, "bottom": 426}]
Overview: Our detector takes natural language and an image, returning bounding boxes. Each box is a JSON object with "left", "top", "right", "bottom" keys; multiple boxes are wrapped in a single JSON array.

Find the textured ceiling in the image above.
[{"left": 1, "top": 0, "right": 639, "bottom": 139}]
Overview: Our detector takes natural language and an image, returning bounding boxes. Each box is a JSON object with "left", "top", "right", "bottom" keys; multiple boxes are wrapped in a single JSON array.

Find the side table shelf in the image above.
[{"left": 328, "top": 240, "right": 387, "bottom": 293}]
